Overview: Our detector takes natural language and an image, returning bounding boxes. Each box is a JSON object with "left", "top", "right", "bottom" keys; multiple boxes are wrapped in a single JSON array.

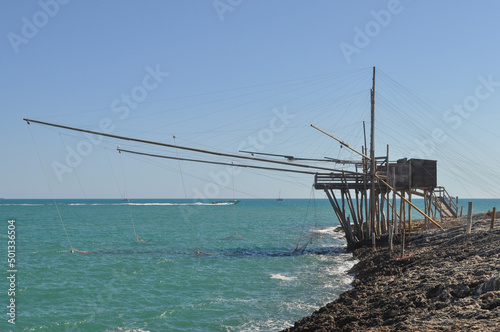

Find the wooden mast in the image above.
[{"left": 369, "top": 66, "right": 376, "bottom": 236}]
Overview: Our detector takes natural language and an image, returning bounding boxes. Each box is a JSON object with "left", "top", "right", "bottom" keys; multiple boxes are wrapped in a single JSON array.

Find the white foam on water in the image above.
[
  {"left": 270, "top": 273, "right": 297, "bottom": 281},
  {"left": 235, "top": 318, "right": 291, "bottom": 332}
]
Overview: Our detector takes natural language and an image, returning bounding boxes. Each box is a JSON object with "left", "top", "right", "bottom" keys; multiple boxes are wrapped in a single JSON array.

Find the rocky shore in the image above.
[{"left": 284, "top": 213, "right": 500, "bottom": 331}]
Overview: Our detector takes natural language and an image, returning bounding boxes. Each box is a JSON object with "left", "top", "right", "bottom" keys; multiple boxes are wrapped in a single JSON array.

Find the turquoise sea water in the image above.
[{"left": 1, "top": 198, "right": 498, "bottom": 331}]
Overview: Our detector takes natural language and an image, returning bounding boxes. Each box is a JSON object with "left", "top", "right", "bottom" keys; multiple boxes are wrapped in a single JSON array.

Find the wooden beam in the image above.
[{"left": 376, "top": 175, "right": 442, "bottom": 229}]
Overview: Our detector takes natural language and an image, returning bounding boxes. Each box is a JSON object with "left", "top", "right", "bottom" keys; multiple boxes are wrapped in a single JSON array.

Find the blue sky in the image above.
[{"left": 2, "top": 0, "right": 500, "bottom": 199}]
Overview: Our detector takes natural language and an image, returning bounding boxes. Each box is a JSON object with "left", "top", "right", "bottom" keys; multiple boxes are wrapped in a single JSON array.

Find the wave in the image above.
[
  {"left": 126, "top": 202, "right": 215, "bottom": 206},
  {"left": 63, "top": 202, "right": 221, "bottom": 206},
  {"left": 309, "top": 226, "right": 341, "bottom": 235},
  {"left": 0, "top": 203, "right": 46, "bottom": 206},
  {"left": 270, "top": 273, "right": 297, "bottom": 281}
]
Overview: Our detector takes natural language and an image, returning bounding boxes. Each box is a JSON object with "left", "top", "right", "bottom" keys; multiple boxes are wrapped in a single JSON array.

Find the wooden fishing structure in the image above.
[
  {"left": 312, "top": 67, "right": 458, "bottom": 247},
  {"left": 24, "top": 66, "right": 458, "bottom": 249}
]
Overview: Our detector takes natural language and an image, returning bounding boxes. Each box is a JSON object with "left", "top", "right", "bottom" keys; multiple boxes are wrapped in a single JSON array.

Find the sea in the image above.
[{"left": 1, "top": 198, "right": 499, "bottom": 331}]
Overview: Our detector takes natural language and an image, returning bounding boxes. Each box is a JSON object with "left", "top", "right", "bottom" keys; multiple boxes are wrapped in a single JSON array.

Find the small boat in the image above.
[
  {"left": 211, "top": 200, "right": 240, "bottom": 205},
  {"left": 276, "top": 190, "right": 284, "bottom": 202}
]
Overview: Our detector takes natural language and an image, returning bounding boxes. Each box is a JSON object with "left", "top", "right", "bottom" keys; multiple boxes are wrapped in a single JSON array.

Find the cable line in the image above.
[{"left": 27, "top": 124, "right": 75, "bottom": 253}]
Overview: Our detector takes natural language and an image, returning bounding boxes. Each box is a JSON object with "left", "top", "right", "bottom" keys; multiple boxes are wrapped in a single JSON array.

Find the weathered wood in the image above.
[
  {"left": 392, "top": 168, "right": 398, "bottom": 234},
  {"left": 311, "top": 124, "right": 370, "bottom": 160},
  {"left": 465, "top": 201, "right": 473, "bottom": 235},
  {"left": 400, "top": 191, "right": 405, "bottom": 231},
  {"left": 380, "top": 194, "right": 387, "bottom": 234},
  {"left": 491, "top": 207, "right": 497, "bottom": 230},
  {"left": 325, "top": 189, "right": 356, "bottom": 244},
  {"left": 386, "top": 145, "right": 390, "bottom": 232},
  {"left": 388, "top": 225, "right": 394, "bottom": 253},
  {"left": 408, "top": 191, "right": 412, "bottom": 232},
  {"left": 400, "top": 228, "right": 406, "bottom": 258},
  {"left": 377, "top": 175, "right": 442, "bottom": 229},
  {"left": 342, "top": 174, "right": 361, "bottom": 239}
]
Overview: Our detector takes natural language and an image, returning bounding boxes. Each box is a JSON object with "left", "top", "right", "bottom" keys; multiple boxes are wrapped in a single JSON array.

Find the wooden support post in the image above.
[
  {"left": 376, "top": 175, "right": 442, "bottom": 229},
  {"left": 380, "top": 194, "right": 387, "bottom": 234},
  {"left": 491, "top": 207, "right": 496, "bottom": 230},
  {"left": 460, "top": 206, "right": 463, "bottom": 217},
  {"left": 392, "top": 168, "right": 398, "bottom": 234},
  {"left": 388, "top": 225, "right": 394, "bottom": 253},
  {"left": 342, "top": 173, "right": 361, "bottom": 240},
  {"left": 341, "top": 190, "right": 346, "bottom": 216},
  {"left": 325, "top": 189, "right": 356, "bottom": 245},
  {"left": 465, "top": 201, "right": 473, "bottom": 235},
  {"left": 408, "top": 191, "right": 412, "bottom": 232},
  {"left": 400, "top": 191, "right": 405, "bottom": 232},
  {"left": 400, "top": 228, "right": 406, "bottom": 258},
  {"left": 423, "top": 190, "right": 429, "bottom": 230},
  {"left": 376, "top": 195, "right": 381, "bottom": 235},
  {"left": 386, "top": 144, "right": 390, "bottom": 234},
  {"left": 355, "top": 189, "right": 364, "bottom": 240},
  {"left": 365, "top": 190, "right": 369, "bottom": 239}
]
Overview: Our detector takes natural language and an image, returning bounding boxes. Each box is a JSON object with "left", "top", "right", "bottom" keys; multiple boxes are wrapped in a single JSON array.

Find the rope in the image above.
[
  {"left": 119, "top": 150, "right": 144, "bottom": 242},
  {"left": 104, "top": 147, "right": 125, "bottom": 199},
  {"left": 222, "top": 163, "right": 248, "bottom": 240},
  {"left": 173, "top": 136, "right": 204, "bottom": 253},
  {"left": 27, "top": 124, "right": 74, "bottom": 253},
  {"left": 58, "top": 134, "right": 87, "bottom": 198},
  {"left": 293, "top": 187, "right": 320, "bottom": 253}
]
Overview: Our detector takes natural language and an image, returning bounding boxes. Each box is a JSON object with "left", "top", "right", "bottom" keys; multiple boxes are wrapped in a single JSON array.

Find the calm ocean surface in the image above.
[{"left": 1, "top": 198, "right": 498, "bottom": 331}]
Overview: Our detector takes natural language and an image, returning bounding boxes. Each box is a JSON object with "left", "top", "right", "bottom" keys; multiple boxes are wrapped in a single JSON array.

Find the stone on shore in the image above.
[{"left": 284, "top": 214, "right": 500, "bottom": 331}]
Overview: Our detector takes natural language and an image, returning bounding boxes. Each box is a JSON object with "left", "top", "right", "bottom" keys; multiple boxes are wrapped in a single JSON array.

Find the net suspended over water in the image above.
[{"left": 25, "top": 119, "right": 336, "bottom": 255}]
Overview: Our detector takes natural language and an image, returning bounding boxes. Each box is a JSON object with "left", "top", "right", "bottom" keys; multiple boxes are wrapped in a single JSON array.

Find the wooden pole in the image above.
[
  {"left": 465, "top": 201, "right": 473, "bottom": 235},
  {"left": 325, "top": 189, "right": 355, "bottom": 245},
  {"left": 369, "top": 66, "right": 376, "bottom": 244},
  {"left": 491, "top": 207, "right": 496, "bottom": 230},
  {"left": 25, "top": 118, "right": 358, "bottom": 174},
  {"left": 388, "top": 225, "right": 394, "bottom": 253},
  {"left": 392, "top": 168, "right": 398, "bottom": 234},
  {"left": 400, "top": 228, "right": 406, "bottom": 258},
  {"left": 380, "top": 193, "right": 387, "bottom": 234},
  {"left": 311, "top": 125, "right": 370, "bottom": 160},
  {"left": 386, "top": 145, "right": 390, "bottom": 233},
  {"left": 408, "top": 191, "right": 412, "bottom": 232},
  {"left": 400, "top": 191, "right": 405, "bottom": 232}
]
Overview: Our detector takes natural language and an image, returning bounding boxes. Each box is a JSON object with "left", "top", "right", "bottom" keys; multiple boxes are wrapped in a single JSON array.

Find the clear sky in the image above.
[{"left": 2, "top": 0, "right": 500, "bottom": 199}]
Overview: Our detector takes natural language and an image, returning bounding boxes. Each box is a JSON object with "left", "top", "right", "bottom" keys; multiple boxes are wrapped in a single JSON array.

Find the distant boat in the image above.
[
  {"left": 276, "top": 190, "right": 284, "bottom": 202},
  {"left": 211, "top": 200, "right": 240, "bottom": 205}
]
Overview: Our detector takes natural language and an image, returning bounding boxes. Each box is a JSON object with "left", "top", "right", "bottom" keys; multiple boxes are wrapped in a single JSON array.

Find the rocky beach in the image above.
[{"left": 284, "top": 213, "right": 500, "bottom": 331}]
